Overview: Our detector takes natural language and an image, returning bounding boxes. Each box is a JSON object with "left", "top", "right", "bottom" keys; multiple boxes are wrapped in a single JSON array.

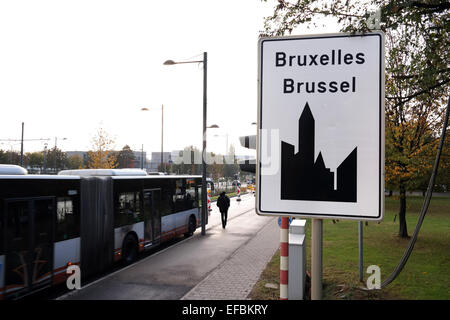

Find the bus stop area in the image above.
[{"left": 58, "top": 193, "right": 279, "bottom": 300}]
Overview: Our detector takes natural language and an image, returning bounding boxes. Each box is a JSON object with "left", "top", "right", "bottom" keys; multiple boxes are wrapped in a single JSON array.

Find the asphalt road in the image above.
[{"left": 58, "top": 193, "right": 274, "bottom": 300}]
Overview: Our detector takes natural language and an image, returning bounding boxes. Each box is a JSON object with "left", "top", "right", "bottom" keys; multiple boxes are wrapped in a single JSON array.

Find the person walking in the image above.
[{"left": 217, "top": 191, "right": 230, "bottom": 228}]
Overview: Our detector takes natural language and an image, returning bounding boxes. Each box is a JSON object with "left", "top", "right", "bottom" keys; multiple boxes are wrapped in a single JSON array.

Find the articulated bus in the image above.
[{"left": 0, "top": 165, "right": 205, "bottom": 299}]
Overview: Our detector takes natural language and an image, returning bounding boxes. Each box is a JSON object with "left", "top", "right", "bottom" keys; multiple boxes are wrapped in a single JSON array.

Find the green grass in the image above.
[{"left": 249, "top": 196, "right": 450, "bottom": 300}]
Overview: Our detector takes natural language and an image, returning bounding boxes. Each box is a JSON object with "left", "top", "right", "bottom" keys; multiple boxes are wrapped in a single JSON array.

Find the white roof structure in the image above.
[
  {"left": 58, "top": 168, "right": 148, "bottom": 176},
  {"left": 0, "top": 164, "right": 28, "bottom": 175}
]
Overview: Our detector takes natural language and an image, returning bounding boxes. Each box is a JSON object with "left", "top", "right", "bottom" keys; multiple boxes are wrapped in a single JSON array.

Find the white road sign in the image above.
[{"left": 257, "top": 33, "right": 384, "bottom": 220}]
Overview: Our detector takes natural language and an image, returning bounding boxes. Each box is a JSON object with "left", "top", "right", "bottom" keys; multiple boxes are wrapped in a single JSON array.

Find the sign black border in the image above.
[{"left": 257, "top": 33, "right": 384, "bottom": 220}]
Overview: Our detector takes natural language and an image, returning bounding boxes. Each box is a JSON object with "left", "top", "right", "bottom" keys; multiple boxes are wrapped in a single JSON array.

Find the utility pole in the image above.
[
  {"left": 201, "top": 51, "right": 207, "bottom": 235},
  {"left": 20, "top": 122, "right": 24, "bottom": 167},
  {"left": 141, "top": 144, "right": 144, "bottom": 170},
  {"left": 161, "top": 104, "right": 164, "bottom": 172}
]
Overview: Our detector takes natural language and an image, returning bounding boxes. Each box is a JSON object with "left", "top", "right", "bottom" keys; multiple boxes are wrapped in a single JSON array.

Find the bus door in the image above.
[
  {"left": 3, "top": 197, "right": 54, "bottom": 298},
  {"left": 142, "top": 189, "right": 161, "bottom": 247}
]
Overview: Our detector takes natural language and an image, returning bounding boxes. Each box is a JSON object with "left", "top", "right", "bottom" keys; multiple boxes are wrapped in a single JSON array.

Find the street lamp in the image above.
[
  {"left": 164, "top": 52, "right": 209, "bottom": 235},
  {"left": 141, "top": 105, "right": 164, "bottom": 172}
]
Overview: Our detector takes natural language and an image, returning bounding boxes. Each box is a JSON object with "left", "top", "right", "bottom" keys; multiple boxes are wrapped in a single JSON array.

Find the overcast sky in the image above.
[{"left": 0, "top": 0, "right": 336, "bottom": 159}]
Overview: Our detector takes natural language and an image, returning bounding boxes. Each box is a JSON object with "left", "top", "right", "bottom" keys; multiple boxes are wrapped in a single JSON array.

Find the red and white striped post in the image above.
[
  {"left": 207, "top": 188, "right": 212, "bottom": 212},
  {"left": 236, "top": 183, "right": 241, "bottom": 202},
  {"left": 280, "top": 216, "right": 289, "bottom": 300}
]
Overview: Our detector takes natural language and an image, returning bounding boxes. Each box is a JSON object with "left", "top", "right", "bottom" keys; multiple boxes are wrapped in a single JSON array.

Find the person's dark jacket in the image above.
[{"left": 217, "top": 193, "right": 230, "bottom": 212}]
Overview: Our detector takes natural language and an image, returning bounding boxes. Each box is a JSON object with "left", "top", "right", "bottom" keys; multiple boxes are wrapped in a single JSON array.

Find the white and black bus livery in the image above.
[{"left": 0, "top": 166, "right": 204, "bottom": 299}]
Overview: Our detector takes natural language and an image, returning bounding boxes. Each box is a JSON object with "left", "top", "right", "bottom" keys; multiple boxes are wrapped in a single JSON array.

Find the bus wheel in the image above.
[
  {"left": 184, "top": 216, "right": 196, "bottom": 237},
  {"left": 122, "top": 234, "right": 138, "bottom": 264}
]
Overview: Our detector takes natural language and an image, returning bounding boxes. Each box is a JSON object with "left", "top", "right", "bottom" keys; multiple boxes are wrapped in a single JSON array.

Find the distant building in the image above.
[
  {"left": 148, "top": 152, "right": 172, "bottom": 172},
  {"left": 171, "top": 150, "right": 182, "bottom": 164},
  {"left": 66, "top": 151, "right": 88, "bottom": 163},
  {"left": 133, "top": 151, "right": 147, "bottom": 169},
  {"left": 66, "top": 151, "right": 87, "bottom": 158}
]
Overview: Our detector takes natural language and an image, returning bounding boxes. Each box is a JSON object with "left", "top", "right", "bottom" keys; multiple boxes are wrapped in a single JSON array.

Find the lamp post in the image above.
[
  {"left": 164, "top": 52, "right": 209, "bottom": 235},
  {"left": 141, "top": 105, "right": 164, "bottom": 172}
]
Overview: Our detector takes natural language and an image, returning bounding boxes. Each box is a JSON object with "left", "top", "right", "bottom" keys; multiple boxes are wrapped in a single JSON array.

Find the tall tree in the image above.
[
  {"left": 408, "top": 133, "right": 450, "bottom": 194},
  {"left": 262, "top": 0, "right": 449, "bottom": 237},
  {"left": 66, "top": 154, "right": 84, "bottom": 170},
  {"left": 207, "top": 152, "right": 225, "bottom": 181},
  {"left": 0, "top": 149, "right": 11, "bottom": 164},
  {"left": 25, "top": 152, "right": 44, "bottom": 170},
  {"left": 0, "top": 150, "right": 20, "bottom": 165},
  {"left": 116, "top": 145, "right": 136, "bottom": 168},
  {"left": 46, "top": 147, "right": 67, "bottom": 173},
  {"left": 87, "top": 127, "right": 118, "bottom": 169}
]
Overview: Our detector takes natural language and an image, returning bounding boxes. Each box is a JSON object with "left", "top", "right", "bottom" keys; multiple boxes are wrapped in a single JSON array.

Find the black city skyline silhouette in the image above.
[{"left": 281, "top": 102, "right": 357, "bottom": 202}]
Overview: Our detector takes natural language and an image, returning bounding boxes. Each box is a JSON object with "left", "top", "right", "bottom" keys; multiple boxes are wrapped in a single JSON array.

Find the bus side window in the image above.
[
  {"left": 116, "top": 192, "right": 143, "bottom": 227},
  {"left": 161, "top": 187, "right": 174, "bottom": 216},
  {"left": 173, "top": 179, "right": 187, "bottom": 212},
  {"left": 56, "top": 197, "right": 80, "bottom": 241},
  {"left": 186, "top": 179, "right": 197, "bottom": 209}
]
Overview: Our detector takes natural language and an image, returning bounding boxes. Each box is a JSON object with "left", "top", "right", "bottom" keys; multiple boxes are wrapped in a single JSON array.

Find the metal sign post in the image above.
[
  {"left": 359, "top": 221, "right": 364, "bottom": 282},
  {"left": 311, "top": 219, "right": 323, "bottom": 300}
]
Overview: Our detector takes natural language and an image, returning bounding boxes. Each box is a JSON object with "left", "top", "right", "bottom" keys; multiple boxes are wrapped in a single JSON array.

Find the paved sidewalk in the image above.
[{"left": 181, "top": 216, "right": 279, "bottom": 300}]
